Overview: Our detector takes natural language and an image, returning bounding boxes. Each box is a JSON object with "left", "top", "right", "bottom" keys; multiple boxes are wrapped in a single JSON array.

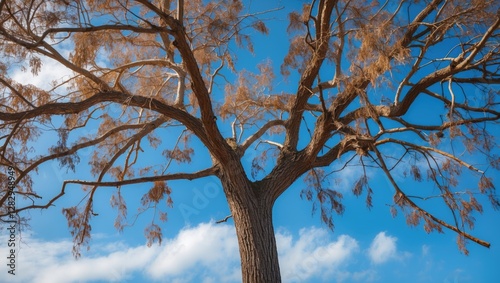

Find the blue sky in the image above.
[{"left": 2, "top": 1, "right": 500, "bottom": 282}]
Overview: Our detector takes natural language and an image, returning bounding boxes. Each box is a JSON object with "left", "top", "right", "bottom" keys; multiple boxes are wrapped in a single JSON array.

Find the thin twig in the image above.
[{"left": 215, "top": 214, "right": 233, "bottom": 224}]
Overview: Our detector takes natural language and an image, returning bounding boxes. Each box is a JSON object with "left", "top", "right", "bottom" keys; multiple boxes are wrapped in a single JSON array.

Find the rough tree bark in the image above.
[
  {"left": 225, "top": 181, "right": 281, "bottom": 282},
  {"left": 215, "top": 146, "right": 282, "bottom": 282}
]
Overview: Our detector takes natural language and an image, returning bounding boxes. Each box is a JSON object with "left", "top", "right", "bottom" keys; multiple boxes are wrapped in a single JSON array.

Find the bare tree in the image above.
[{"left": 1, "top": 0, "right": 499, "bottom": 282}]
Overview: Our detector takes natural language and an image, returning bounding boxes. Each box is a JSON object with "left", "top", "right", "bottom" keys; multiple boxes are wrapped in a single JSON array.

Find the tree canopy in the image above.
[{"left": 1, "top": 0, "right": 499, "bottom": 282}]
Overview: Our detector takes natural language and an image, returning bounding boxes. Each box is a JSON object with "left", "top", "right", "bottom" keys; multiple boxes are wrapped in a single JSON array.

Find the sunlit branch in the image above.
[
  {"left": 240, "top": 120, "right": 286, "bottom": 152},
  {"left": 256, "top": 140, "right": 283, "bottom": 149},
  {"left": 373, "top": 126, "right": 428, "bottom": 141},
  {"left": 448, "top": 78, "right": 456, "bottom": 122},
  {"left": 310, "top": 79, "right": 337, "bottom": 94},
  {"left": 111, "top": 59, "right": 185, "bottom": 74},
  {"left": 29, "top": 25, "right": 161, "bottom": 48},
  {"left": 208, "top": 60, "right": 224, "bottom": 95},
  {"left": 26, "top": 39, "right": 109, "bottom": 90},
  {"left": 231, "top": 118, "right": 237, "bottom": 140},
  {"left": 343, "top": 94, "right": 500, "bottom": 126}
]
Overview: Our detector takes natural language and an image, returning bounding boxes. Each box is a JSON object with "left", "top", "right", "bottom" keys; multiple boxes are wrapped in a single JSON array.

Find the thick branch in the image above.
[
  {"left": 312, "top": 142, "right": 344, "bottom": 168},
  {"left": 29, "top": 25, "right": 161, "bottom": 48},
  {"left": 0, "top": 91, "right": 206, "bottom": 139},
  {"left": 285, "top": 0, "right": 336, "bottom": 150},
  {"left": 65, "top": 167, "right": 216, "bottom": 188},
  {"left": 135, "top": 0, "right": 230, "bottom": 161},
  {"left": 400, "top": 0, "right": 444, "bottom": 48}
]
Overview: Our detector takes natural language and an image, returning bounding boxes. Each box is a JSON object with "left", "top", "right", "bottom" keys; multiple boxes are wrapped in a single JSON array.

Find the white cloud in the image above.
[
  {"left": 145, "top": 222, "right": 240, "bottom": 282},
  {"left": 0, "top": 235, "right": 154, "bottom": 283},
  {"left": 0, "top": 223, "right": 388, "bottom": 283},
  {"left": 11, "top": 53, "right": 74, "bottom": 92},
  {"left": 277, "top": 227, "right": 359, "bottom": 282},
  {"left": 0, "top": 223, "right": 238, "bottom": 283},
  {"left": 368, "top": 231, "right": 408, "bottom": 264}
]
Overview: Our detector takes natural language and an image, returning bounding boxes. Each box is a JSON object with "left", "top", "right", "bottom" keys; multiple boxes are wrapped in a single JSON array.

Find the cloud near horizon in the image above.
[{"left": 0, "top": 223, "right": 407, "bottom": 283}]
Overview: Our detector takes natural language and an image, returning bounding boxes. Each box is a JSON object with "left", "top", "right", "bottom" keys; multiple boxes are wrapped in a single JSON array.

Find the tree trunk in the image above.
[{"left": 222, "top": 177, "right": 281, "bottom": 283}]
